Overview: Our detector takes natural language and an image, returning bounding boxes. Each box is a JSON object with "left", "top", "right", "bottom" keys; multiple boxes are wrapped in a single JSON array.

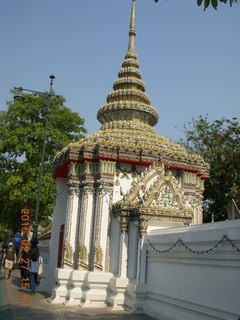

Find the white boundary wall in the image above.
[{"left": 145, "top": 220, "right": 240, "bottom": 320}]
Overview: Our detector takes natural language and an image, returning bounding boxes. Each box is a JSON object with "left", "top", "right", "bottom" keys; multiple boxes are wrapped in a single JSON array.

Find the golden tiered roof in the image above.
[
  {"left": 97, "top": 0, "right": 158, "bottom": 129},
  {"left": 53, "top": 0, "right": 209, "bottom": 179}
]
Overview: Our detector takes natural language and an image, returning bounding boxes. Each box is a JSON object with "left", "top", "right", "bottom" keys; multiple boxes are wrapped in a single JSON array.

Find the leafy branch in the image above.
[{"left": 154, "top": 0, "right": 238, "bottom": 10}]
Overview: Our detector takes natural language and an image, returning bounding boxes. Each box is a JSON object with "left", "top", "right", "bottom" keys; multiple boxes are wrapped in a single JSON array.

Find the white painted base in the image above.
[
  {"left": 125, "top": 282, "right": 146, "bottom": 313},
  {"left": 81, "top": 272, "right": 113, "bottom": 308},
  {"left": 107, "top": 277, "right": 129, "bottom": 310},
  {"left": 48, "top": 269, "right": 72, "bottom": 304},
  {"left": 64, "top": 270, "right": 87, "bottom": 306}
]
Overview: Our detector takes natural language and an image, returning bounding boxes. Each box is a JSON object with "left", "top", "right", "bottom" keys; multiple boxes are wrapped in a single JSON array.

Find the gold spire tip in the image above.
[{"left": 128, "top": 0, "right": 136, "bottom": 53}]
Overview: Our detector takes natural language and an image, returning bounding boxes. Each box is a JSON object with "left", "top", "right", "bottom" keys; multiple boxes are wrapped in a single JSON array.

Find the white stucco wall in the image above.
[
  {"left": 39, "top": 177, "right": 68, "bottom": 293},
  {"left": 109, "top": 215, "right": 120, "bottom": 275},
  {"left": 145, "top": 220, "right": 240, "bottom": 320},
  {"left": 112, "top": 163, "right": 146, "bottom": 204},
  {"left": 38, "top": 239, "right": 50, "bottom": 278}
]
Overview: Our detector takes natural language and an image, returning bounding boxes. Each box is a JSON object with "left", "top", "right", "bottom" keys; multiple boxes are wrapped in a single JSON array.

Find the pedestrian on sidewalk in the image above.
[
  {"left": 18, "top": 236, "right": 30, "bottom": 280},
  {"left": 0, "top": 240, "right": 3, "bottom": 277},
  {"left": 2, "top": 242, "right": 16, "bottom": 280},
  {"left": 13, "top": 232, "right": 22, "bottom": 260},
  {"left": 29, "top": 246, "right": 39, "bottom": 294}
]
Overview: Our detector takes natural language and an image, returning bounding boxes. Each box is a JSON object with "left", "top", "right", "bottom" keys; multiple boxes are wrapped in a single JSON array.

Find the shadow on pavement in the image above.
[
  {"left": 1, "top": 271, "right": 153, "bottom": 320},
  {"left": 0, "top": 303, "right": 152, "bottom": 320},
  {"left": 9, "top": 274, "right": 51, "bottom": 299}
]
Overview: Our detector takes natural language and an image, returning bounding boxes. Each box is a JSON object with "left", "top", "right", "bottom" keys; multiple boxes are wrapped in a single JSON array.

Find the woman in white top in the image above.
[{"left": 29, "top": 247, "right": 39, "bottom": 294}]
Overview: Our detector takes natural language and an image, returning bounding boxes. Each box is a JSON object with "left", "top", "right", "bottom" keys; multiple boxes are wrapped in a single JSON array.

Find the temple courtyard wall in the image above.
[
  {"left": 39, "top": 219, "right": 240, "bottom": 320},
  {"left": 145, "top": 219, "right": 240, "bottom": 320}
]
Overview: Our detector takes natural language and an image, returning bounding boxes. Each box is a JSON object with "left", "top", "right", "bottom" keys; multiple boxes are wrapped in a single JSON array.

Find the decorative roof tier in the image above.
[
  {"left": 53, "top": 123, "right": 209, "bottom": 179},
  {"left": 97, "top": 51, "right": 159, "bottom": 128},
  {"left": 97, "top": 0, "right": 158, "bottom": 129},
  {"left": 53, "top": 0, "right": 209, "bottom": 179}
]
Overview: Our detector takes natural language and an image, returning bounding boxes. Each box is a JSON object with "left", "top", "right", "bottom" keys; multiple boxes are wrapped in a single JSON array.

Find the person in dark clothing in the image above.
[
  {"left": 29, "top": 246, "right": 40, "bottom": 294},
  {"left": 0, "top": 241, "right": 3, "bottom": 277},
  {"left": 18, "top": 247, "right": 30, "bottom": 280},
  {"left": 18, "top": 234, "right": 30, "bottom": 280},
  {"left": 2, "top": 242, "right": 16, "bottom": 279}
]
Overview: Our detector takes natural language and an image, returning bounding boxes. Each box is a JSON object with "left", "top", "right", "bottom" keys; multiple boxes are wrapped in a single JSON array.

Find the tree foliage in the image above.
[
  {"left": 180, "top": 116, "right": 240, "bottom": 222},
  {"left": 154, "top": 0, "right": 238, "bottom": 10},
  {"left": 0, "top": 93, "right": 86, "bottom": 233}
]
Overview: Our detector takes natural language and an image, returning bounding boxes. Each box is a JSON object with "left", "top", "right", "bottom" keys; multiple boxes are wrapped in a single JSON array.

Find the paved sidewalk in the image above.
[{"left": 0, "top": 270, "right": 154, "bottom": 320}]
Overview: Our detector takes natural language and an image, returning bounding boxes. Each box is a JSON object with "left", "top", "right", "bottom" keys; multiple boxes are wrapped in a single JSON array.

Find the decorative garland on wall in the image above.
[{"left": 147, "top": 234, "right": 240, "bottom": 255}]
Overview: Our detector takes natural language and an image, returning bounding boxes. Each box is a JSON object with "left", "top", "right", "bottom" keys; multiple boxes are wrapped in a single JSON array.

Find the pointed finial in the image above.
[{"left": 128, "top": 0, "right": 136, "bottom": 53}]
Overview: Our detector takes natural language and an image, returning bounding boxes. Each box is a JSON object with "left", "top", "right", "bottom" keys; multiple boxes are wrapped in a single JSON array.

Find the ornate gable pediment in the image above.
[
  {"left": 148, "top": 182, "right": 182, "bottom": 209},
  {"left": 113, "top": 164, "right": 193, "bottom": 223}
]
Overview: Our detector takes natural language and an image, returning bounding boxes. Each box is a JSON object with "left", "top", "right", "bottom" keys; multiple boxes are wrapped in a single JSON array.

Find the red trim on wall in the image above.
[
  {"left": 53, "top": 157, "right": 208, "bottom": 180},
  {"left": 168, "top": 164, "right": 198, "bottom": 173},
  {"left": 53, "top": 157, "right": 152, "bottom": 178},
  {"left": 168, "top": 164, "right": 207, "bottom": 180},
  {"left": 54, "top": 163, "right": 69, "bottom": 178}
]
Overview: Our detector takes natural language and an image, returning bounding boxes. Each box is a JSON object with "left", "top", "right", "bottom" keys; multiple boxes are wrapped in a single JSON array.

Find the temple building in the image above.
[{"left": 43, "top": 0, "right": 209, "bottom": 310}]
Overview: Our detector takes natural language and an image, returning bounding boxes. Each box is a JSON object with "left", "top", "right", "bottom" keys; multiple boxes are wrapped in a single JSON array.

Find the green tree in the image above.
[
  {"left": 180, "top": 116, "right": 240, "bottom": 222},
  {"left": 154, "top": 0, "right": 238, "bottom": 11},
  {"left": 0, "top": 93, "right": 86, "bottom": 233}
]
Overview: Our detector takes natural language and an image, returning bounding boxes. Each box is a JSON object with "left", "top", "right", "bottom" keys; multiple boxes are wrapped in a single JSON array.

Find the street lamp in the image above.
[{"left": 14, "top": 75, "right": 56, "bottom": 247}]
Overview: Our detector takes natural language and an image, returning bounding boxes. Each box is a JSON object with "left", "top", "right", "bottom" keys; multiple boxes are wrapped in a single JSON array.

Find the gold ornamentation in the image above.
[
  {"left": 52, "top": 0, "right": 209, "bottom": 181},
  {"left": 94, "top": 244, "right": 103, "bottom": 270},
  {"left": 78, "top": 243, "right": 88, "bottom": 269},
  {"left": 138, "top": 217, "right": 148, "bottom": 238},
  {"left": 114, "top": 177, "right": 120, "bottom": 186},
  {"left": 121, "top": 215, "right": 130, "bottom": 233},
  {"left": 63, "top": 241, "right": 73, "bottom": 265},
  {"left": 52, "top": 0, "right": 209, "bottom": 239},
  {"left": 113, "top": 164, "right": 194, "bottom": 224},
  {"left": 66, "top": 180, "right": 79, "bottom": 242}
]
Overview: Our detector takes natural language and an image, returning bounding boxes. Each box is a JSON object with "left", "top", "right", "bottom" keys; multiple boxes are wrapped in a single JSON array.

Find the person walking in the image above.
[
  {"left": 19, "top": 250, "right": 29, "bottom": 280},
  {"left": 29, "top": 246, "right": 39, "bottom": 294},
  {"left": 0, "top": 240, "right": 3, "bottom": 278},
  {"left": 18, "top": 238, "right": 30, "bottom": 280},
  {"left": 13, "top": 232, "right": 22, "bottom": 260},
  {"left": 2, "top": 242, "right": 16, "bottom": 280}
]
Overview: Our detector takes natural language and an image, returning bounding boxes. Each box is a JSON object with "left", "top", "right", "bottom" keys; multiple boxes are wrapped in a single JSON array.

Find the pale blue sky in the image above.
[{"left": 1, "top": 0, "right": 239, "bottom": 141}]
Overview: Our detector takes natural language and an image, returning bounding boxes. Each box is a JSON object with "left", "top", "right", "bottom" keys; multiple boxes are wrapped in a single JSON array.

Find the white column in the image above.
[
  {"left": 78, "top": 185, "right": 94, "bottom": 269},
  {"left": 118, "top": 216, "right": 129, "bottom": 277},
  {"left": 136, "top": 218, "right": 148, "bottom": 282},
  {"left": 125, "top": 218, "right": 147, "bottom": 313},
  {"left": 62, "top": 163, "right": 80, "bottom": 268},
  {"left": 136, "top": 238, "right": 143, "bottom": 282},
  {"left": 139, "top": 238, "right": 147, "bottom": 283},
  {"left": 106, "top": 215, "right": 129, "bottom": 310}
]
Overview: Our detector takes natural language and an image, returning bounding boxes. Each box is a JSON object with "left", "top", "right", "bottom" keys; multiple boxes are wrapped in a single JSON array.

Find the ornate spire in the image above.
[
  {"left": 54, "top": 0, "right": 209, "bottom": 182},
  {"left": 97, "top": 0, "right": 159, "bottom": 131},
  {"left": 128, "top": 0, "right": 136, "bottom": 53}
]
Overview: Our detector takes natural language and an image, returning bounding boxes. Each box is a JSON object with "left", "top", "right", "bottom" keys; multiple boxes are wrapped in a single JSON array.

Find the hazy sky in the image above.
[{"left": 1, "top": 0, "right": 239, "bottom": 142}]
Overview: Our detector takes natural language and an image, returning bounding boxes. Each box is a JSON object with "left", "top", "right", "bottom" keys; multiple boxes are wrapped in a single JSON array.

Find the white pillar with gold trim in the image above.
[{"left": 62, "top": 162, "right": 80, "bottom": 268}]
